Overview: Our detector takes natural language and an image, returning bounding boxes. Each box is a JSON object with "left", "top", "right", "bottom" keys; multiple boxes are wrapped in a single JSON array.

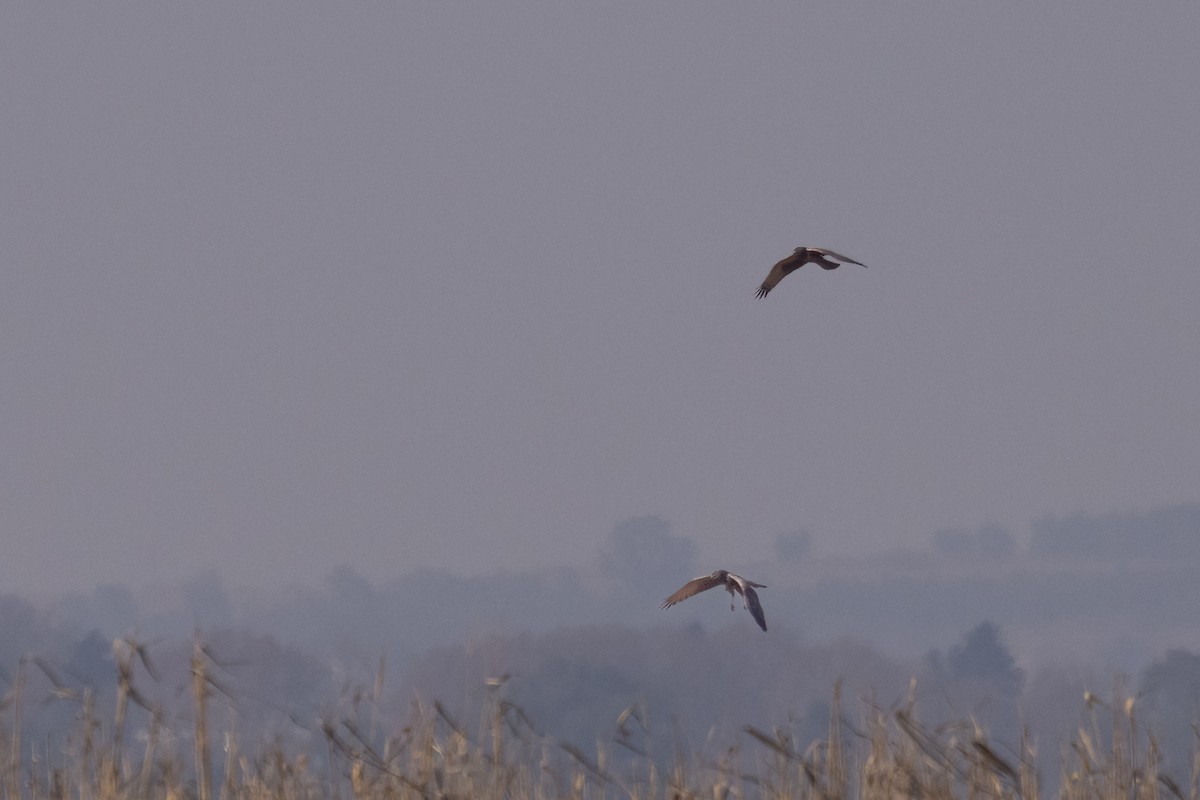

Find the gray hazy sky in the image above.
[{"left": 3, "top": 4, "right": 1198, "bottom": 596}]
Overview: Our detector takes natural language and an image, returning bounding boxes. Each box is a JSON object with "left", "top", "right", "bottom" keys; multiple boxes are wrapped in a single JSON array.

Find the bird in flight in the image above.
[
  {"left": 755, "top": 246, "right": 867, "bottom": 298},
  {"left": 661, "top": 570, "right": 768, "bottom": 631}
]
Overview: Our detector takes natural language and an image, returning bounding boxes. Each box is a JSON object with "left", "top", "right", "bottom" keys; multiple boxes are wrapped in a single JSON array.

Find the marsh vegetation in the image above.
[{"left": 0, "top": 637, "right": 1189, "bottom": 800}]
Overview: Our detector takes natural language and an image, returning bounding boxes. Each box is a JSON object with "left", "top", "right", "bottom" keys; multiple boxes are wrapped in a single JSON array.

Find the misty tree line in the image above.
[{"left": 3, "top": 502, "right": 1200, "bottom": 779}]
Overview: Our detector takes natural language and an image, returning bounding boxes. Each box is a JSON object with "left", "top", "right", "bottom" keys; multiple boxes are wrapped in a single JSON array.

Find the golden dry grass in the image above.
[{"left": 1, "top": 639, "right": 1194, "bottom": 800}]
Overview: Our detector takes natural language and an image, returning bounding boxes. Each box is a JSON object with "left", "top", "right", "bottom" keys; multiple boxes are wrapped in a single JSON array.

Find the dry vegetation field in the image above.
[{"left": 0, "top": 640, "right": 1191, "bottom": 800}]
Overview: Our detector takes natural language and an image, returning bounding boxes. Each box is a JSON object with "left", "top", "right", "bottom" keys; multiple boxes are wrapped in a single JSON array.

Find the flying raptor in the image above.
[
  {"left": 755, "top": 246, "right": 867, "bottom": 298},
  {"left": 661, "top": 570, "right": 768, "bottom": 631}
]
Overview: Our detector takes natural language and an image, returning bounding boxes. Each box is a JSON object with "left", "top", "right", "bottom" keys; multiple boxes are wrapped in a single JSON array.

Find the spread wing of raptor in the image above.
[
  {"left": 756, "top": 246, "right": 868, "bottom": 298},
  {"left": 806, "top": 247, "right": 867, "bottom": 267},
  {"left": 660, "top": 573, "right": 725, "bottom": 608},
  {"left": 738, "top": 582, "right": 768, "bottom": 632}
]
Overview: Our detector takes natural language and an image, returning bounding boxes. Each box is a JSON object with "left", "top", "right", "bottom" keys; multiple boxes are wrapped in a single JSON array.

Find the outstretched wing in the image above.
[
  {"left": 742, "top": 586, "right": 768, "bottom": 632},
  {"left": 756, "top": 251, "right": 806, "bottom": 298},
  {"left": 661, "top": 575, "right": 723, "bottom": 609},
  {"left": 808, "top": 247, "right": 867, "bottom": 268}
]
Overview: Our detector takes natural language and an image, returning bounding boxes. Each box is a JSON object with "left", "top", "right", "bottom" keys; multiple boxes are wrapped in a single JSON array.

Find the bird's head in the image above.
[{"left": 711, "top": 569, "right": 730, "bottom": 580}]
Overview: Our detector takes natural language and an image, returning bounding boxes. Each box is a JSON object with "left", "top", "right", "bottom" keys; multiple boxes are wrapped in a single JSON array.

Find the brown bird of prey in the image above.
[
  {"left": 755, "top": 246, "right": 867, "bottom": 298},
  {"left": 661, "top": 570, "right": 768, "bottom": 631}
]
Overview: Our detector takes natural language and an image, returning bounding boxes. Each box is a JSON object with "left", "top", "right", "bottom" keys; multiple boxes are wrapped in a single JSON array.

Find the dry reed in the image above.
[{"left": 0, "top": 638, "right": 1192, "bottom": 800}]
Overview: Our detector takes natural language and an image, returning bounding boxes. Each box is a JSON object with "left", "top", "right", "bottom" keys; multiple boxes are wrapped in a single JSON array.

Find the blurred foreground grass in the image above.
[{"left": 0, "top": 638, "right": 1190, "bottom": 800}]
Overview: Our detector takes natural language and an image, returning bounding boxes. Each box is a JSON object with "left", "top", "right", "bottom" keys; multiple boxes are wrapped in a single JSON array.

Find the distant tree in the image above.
[
  {"left": 976, "top": 524, "right": 1016, "bottom": 558},
  {"left": 921, "top": 621, "right": 1024, "bottom": 746},
  {"left": 932, "top": 528, "right": 975, "bottom": 557},
  {"left": 598, "top": 516, "right": 696, "bottom": 601},
  {"left": 326, "top": 563, "right": 376, "bottom": 604},
  {"left": 64, "top": 630, "right": 117, "bottom": 689},
  {"left": 139, "top": 630, "right": 334, "bottom": 746},
  {"left": 774, "top": 530, "right": 812, "bottom": 563},
  {"left": 947, "top": 621, "right": 1023, "bottom": 693},
  {"left": 56, "top": 584, "right": 140, "bottom": 637},
  {"left": 512, "top": 655, "right": 638, "bottom": 748},
  {"left": 204, "top": 629, "right": 333, "bottom": 720},
  {"left": 932, "top": 525, "right": 1015, "bottom": 559},
  {"left": 1029, "top": 504, "right": 1200, "bottom": 559}
]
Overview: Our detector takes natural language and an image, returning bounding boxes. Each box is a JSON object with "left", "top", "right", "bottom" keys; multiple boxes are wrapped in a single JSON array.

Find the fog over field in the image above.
[
  {"left": 6, "top": 504, "right": 1200, "bottom": 780},
  {"left": 3, "top": 3, "right": 1200, "bottom": 790}
]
